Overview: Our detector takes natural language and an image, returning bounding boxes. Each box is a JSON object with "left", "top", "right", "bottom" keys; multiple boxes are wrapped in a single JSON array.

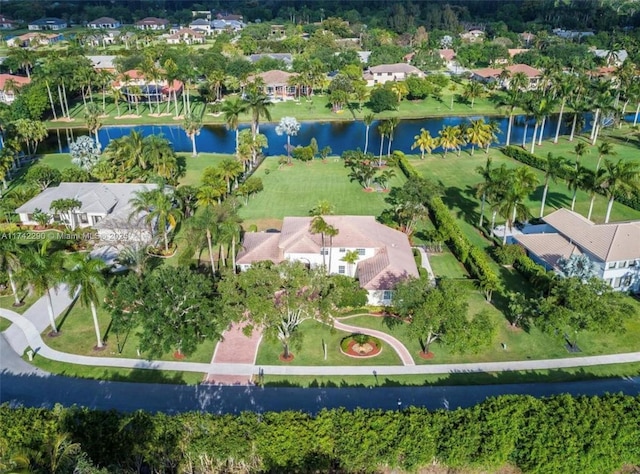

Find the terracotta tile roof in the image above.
[
  {"left": 506, "top": 64, "right": 541, "bottom": 78},
  {"left": 508, "top": 48, "right": 529, "bottom": 57},
  {"left": 543, "top": 208, "right": 640, "bottom": 262},
  {"left": 369, "top": 63, "right": 423, "bottom": 75},
  {"left": 439, "top": 49, "right": 456, "bottom": 61},
  {"left": 0, "top": 74, "right": 30, "bottom": 90},
  {"left": 236, "top": 233, "right": 283, "bottom": 264},
  {"left": 514, "top": 233, "right": 582, "bottom": 269},
  {"left": 136, "top": 17, "right": 169, "bottom": 26},
  {"left": 167, "top": 28, "right": 204, "bottom": 39},
  {"left": 248, "top": 69, "right": 292, "bottom": 86}
]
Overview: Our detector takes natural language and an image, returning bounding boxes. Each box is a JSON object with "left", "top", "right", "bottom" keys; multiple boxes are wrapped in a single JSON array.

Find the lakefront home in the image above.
[
  {"left": 87, "top": 17, "right": 121, "bottom": 29},
  {"left": 363, "top": 63, "right": 425, "bottom": 86},
  {"left": 236, "top": 216, "right": 419, "bottom": 305},
  {"left": 0, "top": 74, "right": 30, "bottom": 104},
  {"left": 471, "top": 63, "right": 542, "bottom": 90},
  {"left": 135, "top": 17, "right": 169, "bottom": 30},
  {"left": 513, "top": 209, "right": 640, "bottom": 293},
  {"left": 28, "top": 17, "right": 67, "bottom": 31}
]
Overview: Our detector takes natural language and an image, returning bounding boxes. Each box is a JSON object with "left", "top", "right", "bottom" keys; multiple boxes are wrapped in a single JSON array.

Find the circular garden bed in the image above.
[{"left": 340, "top": 334, "right": 382, "bottom": 358}]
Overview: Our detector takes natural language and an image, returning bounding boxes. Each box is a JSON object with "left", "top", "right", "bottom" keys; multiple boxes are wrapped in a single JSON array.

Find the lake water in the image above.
[{"left": 45, "top": 113, "right": 634, "bottom": 156}]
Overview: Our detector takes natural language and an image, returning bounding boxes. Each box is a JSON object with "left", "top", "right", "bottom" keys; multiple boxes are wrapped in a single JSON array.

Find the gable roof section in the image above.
[
  {"left": 88, "top": 17, "right": 118, "bottom": 25},
  {"left": 249, "top": 69, "right": 292, "bottom": 86},
  {"left": 369, "top": 63, "right": 423, "bottom": 74},
  {"left": 543, "top": 208, "right": 640, "bottom": 262},
  {"left": 514, "top": 233, "right": 583, "bottom": 269},
  {"left": 236, "top": 233, "right": 283, "bottom": 264},
  {"left": 0, "top": 74, "right": 30, "bottom": 90},
  {"left": 136, "top": 17, "right": 169, "bottom": 26}
]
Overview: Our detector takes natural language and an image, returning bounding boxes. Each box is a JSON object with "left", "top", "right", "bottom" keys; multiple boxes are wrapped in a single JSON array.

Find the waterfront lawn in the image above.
[
  {"left": 342, "top": 294, "right": 640, "bottom": 364},
  {"left": 255, "top": 319, "right": 402, "bottom": 366},
  {"left": 44, "top": 287, "right": 215, "bottom": 363},
  {"left": 178, "top": 152, "right": 234, "bottom": 186},
  {"left": 238, "top": 158, "right": 406, "bottom": 229},
  {"left": 25, "top": 357, "right": 205, "bottom": 385}
]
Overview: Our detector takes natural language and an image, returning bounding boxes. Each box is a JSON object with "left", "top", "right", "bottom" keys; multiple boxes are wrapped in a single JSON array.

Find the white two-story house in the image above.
[
  {"left": 514, "top": 208, "right": 640, "bottom": 293},
  {"left": 363, "top": 63, "right": 424, "bottom": 86},
  {"left": 236, "top": 216, "right": 419, "bottom": 305}
]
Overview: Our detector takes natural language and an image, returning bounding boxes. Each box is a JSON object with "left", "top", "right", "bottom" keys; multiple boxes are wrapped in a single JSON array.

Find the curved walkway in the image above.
[
  {"left": 5, "top": 307, "right": 640, "bottom": 377},
  {"left": 331, "top": 317, "right": 415, "bottom": 366}
]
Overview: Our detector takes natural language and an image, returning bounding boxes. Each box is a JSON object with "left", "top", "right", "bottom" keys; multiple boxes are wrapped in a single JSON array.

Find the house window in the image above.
[
  {"left": 320, "top": 249, "right": 329, "bottom": 255},
  {"left": 78, "top": 213, "right": 88, "bottom": 224},
  {"left": 357, "top": 248, "right": 366, "bottom": 256},
  {"left": 613, "top": 277, "right": 622, "bottom": 288},
  {"left": 622, "top": 261, "right": 629, "bottom": 268},
  {"left": 622, "top": 275, "right": 632, "bottom": 287},
  {"left": 92, "top": 216, "right": 103, "bottom": 225},
  {"left": 607, "top": 262, "right": 617, "bottom": 269},
  {"left": 630, "top": 260, "right": 637, "bottom": 267},
  {"left": 338, "top": 265, "right": 346, "bottom": 274},
  {"left": 382, "top": 290, "right": 393, "bottom": 301},
  {"left": 339, "top": 248, "right": 346, "bottom": 253}
]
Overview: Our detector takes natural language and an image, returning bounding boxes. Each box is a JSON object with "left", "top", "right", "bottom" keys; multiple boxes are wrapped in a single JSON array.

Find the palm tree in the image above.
[
  {"left": 182, "top": 206, "right": 219, "bottom": 275},
  {"left": 377, "top": 120, "right": 390, "bottom": 166},
  {"left": 363, "top": 113, "right": 375, "bottom": 154},
  {"left": 552, "top": 74, "right": 576, "bottom": 143},
  {"left": 65, "top": 254, "right": 107, "bottom": 349},
  {"left": 582, "top": 167, "right": 607, "bottom": 221},
  {"left": 218, "top": 158, "right": 244, "bottom": 194},
  {"left": 310, "top": 216, "right": 329, "bottom": 269},
  {"left": 19, "top": 243, "right": 64, "bottom": 334},
  {"left": 499, "top": 90, "right": 520, "bottom": 147},
  {"left": 0, "top": 240, "right": 25, "bottom": 306},
  {"left": 539, "top": 153, "right": 567, "bottom": 217},
  {"left": 309, "top": 199, "right": 335, "bottom": 216},
  {"left": 84, "top": 102, "right": 102, "bottom": 145},
  {"left": 438, "top": 125, "right": 463, "bottom": 157},
  {"left": 498, "top": 167, "right": 538, "bottom": 244},
  {"left": 465, "top": 119, "right": 490, "bottom": 156},
  {"left": 341, "top": 249, "right": 360, "bottom": 277},
  {"left": 324, "top": 224, "right": 339, "bottom": 275},
  {"left": 182, "top": 114, "right": 202, "bottom": 157},
  {"left": 386, "top": 117, "right": 400, "bottom": 158},
  {"left": 463, "top": 81, "right": 484, "bottom": 108},
  {"left": 475, "top": 156, "right": 493, "bottom": 228},
  {"left": 130, "top": 188, "right": 182, "bottom": 252},
  {"left": 595, "top": 141, "right": 615, "bottom": 170},
  {"left": 222, "top": 97, "right": 248, "bottom": 157},
  {"left": 601, "top": 159, "right": 640, "bottom": 223},
  {"left": 566, "top": 164, "right": 589, "bottom": 211},
  {"left": 115, "top": 243, "right": 151, "bottom": 276},
  {"left": 411, "top": 128, "right": 437, "bottom": 159},
  {"left": 573, "top": 142, "right": 590, "bottom": 168},
  {"left": 111, "top": 87, "right": 124, "bottom": 117},
  {"left": 530, "top": 96, "right": 554, "bottom": 152},
  {"left": 245, "top": 92, "right": 273, "bottom": 138}
]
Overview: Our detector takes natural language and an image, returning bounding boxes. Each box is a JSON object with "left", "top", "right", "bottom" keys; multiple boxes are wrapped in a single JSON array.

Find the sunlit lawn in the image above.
[
  {"left": 255, "top": 319, "right": 402, "bottom": 366},
  {"left": 178, "top": 152, "right": 234, "bottom": 186},
  {"left": 238, "top": 158, "right": 406, "bottom": 229},
  {"left": 43, "top": 287, "right": 216, "bottom": 363},
  {"left": 0, "top": 290, "right": 39, "bottom": 315},
  {"left": 427, "top": 250, "right": 469, "bottom": 279}
]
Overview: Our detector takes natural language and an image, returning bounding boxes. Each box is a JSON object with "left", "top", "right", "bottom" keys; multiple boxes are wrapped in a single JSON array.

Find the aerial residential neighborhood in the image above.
[{"left": 0, "top": 0, "right": 640, "bottom": 472}]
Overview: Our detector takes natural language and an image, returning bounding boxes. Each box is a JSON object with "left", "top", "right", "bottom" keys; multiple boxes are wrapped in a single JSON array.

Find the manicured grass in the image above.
[
  {"left": 261, "top": 361, "right": 640, "bottom": 387},
  {"left": 0, "top": 317, "right": 11, "bottom": 332},
  {"left": 238, "top": 158, "right": 406, "bottom": 229},
  {"left": 177, "top": 152, "right": 234, "bottom": 186},
  {"left": 43, "top": 287, "right": 216, "bottom": 363},
  {"left": 427, "top": 250, "right": 469, "bottom": 279},
  {"left": 25, "top": 356, "right": 205, "bottom": 385},
  {"left": 255, "top": 319, "right": 402, "bottom": 366},
  {"left": 0, "top": 291, "right": 38, "bottom": 315},
  {"left": 341, "top": 294, "right": 640, "bottom": 364}
]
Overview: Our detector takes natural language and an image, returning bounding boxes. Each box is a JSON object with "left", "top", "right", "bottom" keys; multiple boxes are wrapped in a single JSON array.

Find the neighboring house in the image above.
[
  {"left": 7, "top": 33, "right": 63, "bottom": 48},
  {"left": 460, "top": 29, "right": 485, "bottom": 43},
  {"left": 211, "top": 19, "right": 244, "bottom": 33},
  {"left": 87, "top": 17, "right": 121, "bottom": 29},
  {"left": 248, "top": 53, "right": 293, "bottom": 68},
  {"left": 135, "top": 17, "right": 169, "bottom": 30},
  {"left": 85, "top": 30, "right": 120, "bottom": 47},
  {"left": 114, "top": 69, "right": 183, "bottom": 103},
  {"left": 439, "top": 48, "right": 456, "bottom": 66},
  {"left": 247, "top": 69, "right": 308, "bottom": 100},
  {"left": 215, "top": 13, "right": 244, "bottom": 22},
  {"left": 493, "top": 49, "right": 530, "bottom": 65},
  {"left": 513, "top": 208, "right": 640, "bottom": 293},
  {"left": 363, "top": 63, "right": 424, "bottom": 86},
  {"left": 166, "top": 28, "right": 205, "bottom": 45},
  {"left": 0, "top": 16, "right": 18, "bottom": 30},
  {"left": 189, "top": 18, "right": 211, "bottom": 34},
  {"left": 28, "top": 17, "right": 67, "bottom": 31},
  {"left": 356, "top": 51, "right": 372, "bottom": 64},
  {"left": 236, "top": 216, "right": 419, "bottom": 305},
  {"left": 591, "top": 48, "right": 628, "bottom": 67},
  {"left": 270, "top": 24, "right": 286, "bottom": 38},
  {"left": 520, "top": 32, "right": 536, "bottom": 46},
  {"left": 471, "top": 63, "right": 541, "bottom": 89},
  {"left": 86, "top": 55, "right": 117, "bottom": 73},
  {"left": 0, "top": 74, "right": 30, "bottom": 104},
  {"left": 15, "top": 183, "right": 158, "bottom": 243},
  {"left": 552, "top": 28, "right": 594, "bottom": 40}
]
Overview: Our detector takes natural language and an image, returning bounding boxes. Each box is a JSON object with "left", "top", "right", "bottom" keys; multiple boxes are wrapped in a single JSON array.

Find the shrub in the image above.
[
  {"left": 493, "top": 244, "right": 526, "bottom": 265},
  {"left": 367, "top": 87, "right": 398, "bottom": 113}
]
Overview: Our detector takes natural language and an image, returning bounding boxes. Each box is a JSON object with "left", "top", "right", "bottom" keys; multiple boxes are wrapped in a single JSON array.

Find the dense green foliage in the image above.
[{"left": 2, "top": 394, "right": 640, "bottom": 473}]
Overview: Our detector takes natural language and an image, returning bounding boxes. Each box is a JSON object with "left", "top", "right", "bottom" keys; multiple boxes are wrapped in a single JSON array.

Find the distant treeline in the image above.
[
  {"left": 1, "top": 0, "right": 635, "bottom": 32},
  {"left": 2, "top": 393, "right": 640, "bottom": 473}
]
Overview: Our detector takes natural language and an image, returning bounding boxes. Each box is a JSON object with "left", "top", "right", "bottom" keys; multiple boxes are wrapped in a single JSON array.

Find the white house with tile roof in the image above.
[
  {"left": 236, "top": 216, "right": 419, "bottom": 305},
  {"left": 514, "top": 208, "right": 640, "bottom": 293},
  {"left": 15, "top": 183, "right": 157, "bottom": 243}
]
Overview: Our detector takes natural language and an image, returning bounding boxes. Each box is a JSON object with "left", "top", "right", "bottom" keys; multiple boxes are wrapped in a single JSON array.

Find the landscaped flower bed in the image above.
[{"left": 340, "top": 333, "right": 382, "bottom": 358}]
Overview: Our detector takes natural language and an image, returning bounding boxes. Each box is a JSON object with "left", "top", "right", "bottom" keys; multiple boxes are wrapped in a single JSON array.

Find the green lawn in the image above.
[
  {"left": 25, "top": 357, "right": 204, "bottom": 385},
  {"left": 238, "top": 158, "right": 405, "bottom": 229},
  {"left": 261, "top": 362, "right": 640, "bottom": 387},
  {"left": 255, "top": 319, "right": 402, "bottom": 366},
  {"left": 178, "top": 152, "right": 234, "bottom": 186},
  {"left": 43, "top": 287, "right": 216, "bottom": 363},
  {"left": 0, "top": 290, "right": 39, "bottom": 315},
  {"left": 427, "top": 250, "right": 469, "bottom": 279}
]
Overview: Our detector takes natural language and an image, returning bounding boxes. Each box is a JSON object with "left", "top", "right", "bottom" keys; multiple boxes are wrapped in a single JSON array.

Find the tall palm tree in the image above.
[
  {"left": 218, "top": 158, "right": 244, "bottom": 194},
  {"left": 566, "top": 164, "right": 589, "bottom": 211},
  {"left": 130, "top": 188, "right": 183, "bottom": 252},
  {"left": 573, "top": 142, "right": 589, "bottom": 169},
  {"left": 601, "top": 159, "right": 640, "bottom": 223},
  {"left": 84, "top": 102, "right": 102, "bottom": 145},
  {"left": 532, "top": 96, "right": 555, "bottom": 151},
  {"left": 385, "top": 117, "right": 400, "bottom": 158},
  {"left": 499, "top": 90, "right": 520, "bottom": 147},
  {"left": 19, "top": 242, "right": 64, "bottom": 334},
  {"left": 438, "top": 125, "right": 463, "bottom": 157},
  {"left": 65, "top": 254, "right": 107, "bottom": 349},
  {"left": 582, "top": 167, "right": 607, "bottom": 221},
  {"left": 341, "top": 249, "right": 360, "bottom": 277},
  {"left": 475, "top": 156, "right": 493, "bottom": 228},
  {"left": 222, "top": 97, "right": 248, "bottom": 157},
  {"left": 498, "top": 167, "right": 538, "bottom": 244},
  {"left": 244, "top": 92, "right": 273, "bottom": 138},
  {"left": 182, "top": 113, "right": 202, "bottom": 157},
  {"left": 310, "top": 216, "right": 328, "bottom": 269},
  {"left": 539, "top": 153, "right": 568, "bottom": 217},
  {"left": 465, "top": 119, "right": 490, "bottom": 156},
  {"left": 115, "top": 243, "right": 151, "bottom": 276},
  {"left": 595, "top": 141, "right": 615, "bottom": 170},
  {"left": 182, "top": 206, "right": 219, "bottom": 275},
  {"left": 0, "top": 239, "right": 25, "bottom": 306},
  {"left": 552, "top": 74, "right": 576, "bottom": 143},
  {"left": 463, "top": 81, "right": 484, "bottom": 108},
  {"left": 411, "top": 128, "right": 437, "bottom": 159},
  {"left": 363, "top": 113, "right": 375, "bottom": 155},
  {"left": 324, "top": 224, "right": 339, "bottom": 275},
  {"left": 377, "top": 120, "right": 390, "bottom": 166}
]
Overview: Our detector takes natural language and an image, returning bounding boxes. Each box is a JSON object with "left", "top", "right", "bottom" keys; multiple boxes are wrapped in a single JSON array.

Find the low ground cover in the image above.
[
  {"left": 254, "top": 319, "right": 402, "bottom": 366},
  {"left": 0, "top": 291, "right": 39, "bottom": 315},
  {"left": 238, "top": 158, "right": 406, "bottom": 228}
]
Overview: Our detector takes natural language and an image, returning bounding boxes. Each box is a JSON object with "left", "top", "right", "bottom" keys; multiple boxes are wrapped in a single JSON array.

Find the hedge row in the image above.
[
  {"left": 397, "top": 156, "right": 500, "bottom": 296},
  {"left": 2, "top": 395, "right": 640, "bottom": 473},
  {"left": 501, "top": 146, "right": 640, "bottom": 211}
]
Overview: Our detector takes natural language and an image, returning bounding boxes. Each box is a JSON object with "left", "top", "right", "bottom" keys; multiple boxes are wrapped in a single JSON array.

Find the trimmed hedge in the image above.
[{"left": 501, "top": 146, "right": 640, "bottom": 211}]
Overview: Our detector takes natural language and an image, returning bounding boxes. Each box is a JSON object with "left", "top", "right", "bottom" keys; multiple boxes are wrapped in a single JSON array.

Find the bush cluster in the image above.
[{"left": 3, "top": 395, "right": 640, "bottom": 473}]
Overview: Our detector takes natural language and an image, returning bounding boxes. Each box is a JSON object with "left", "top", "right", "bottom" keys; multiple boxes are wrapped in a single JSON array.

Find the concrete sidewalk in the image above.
[{"left": 4, "top": 305, "right": 640, "bottom": 378}]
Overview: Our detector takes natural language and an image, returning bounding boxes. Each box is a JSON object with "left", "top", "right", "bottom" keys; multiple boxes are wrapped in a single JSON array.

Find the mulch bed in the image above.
[
  {"left": 173, "top": 351, "right": 186, "bottom": 360},
  {"left": 343, "top": 340, "right": 381, "bottom": 357},
  {"left": 279, "top": 353, "right": 295, "bottom": 362},
  {"left": 418, "top": 351, "right": 435, "bottom": 360}
]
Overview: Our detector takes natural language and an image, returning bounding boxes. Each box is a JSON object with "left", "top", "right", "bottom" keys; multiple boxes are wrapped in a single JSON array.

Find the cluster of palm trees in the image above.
[{"left": 410, "top": 119, "right": 500, "bottom": 159}]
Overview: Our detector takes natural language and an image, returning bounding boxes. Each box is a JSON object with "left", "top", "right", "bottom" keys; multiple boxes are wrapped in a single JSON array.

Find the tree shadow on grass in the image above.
[
  {"left": 55, "top": 294, "right": 79, "bottom": 332},
  {"left": 99, "top": 367, "right": 188, "bottom": 384},
  {"left": 442, "top": 185, "right": 480, "bottom": 227}
]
